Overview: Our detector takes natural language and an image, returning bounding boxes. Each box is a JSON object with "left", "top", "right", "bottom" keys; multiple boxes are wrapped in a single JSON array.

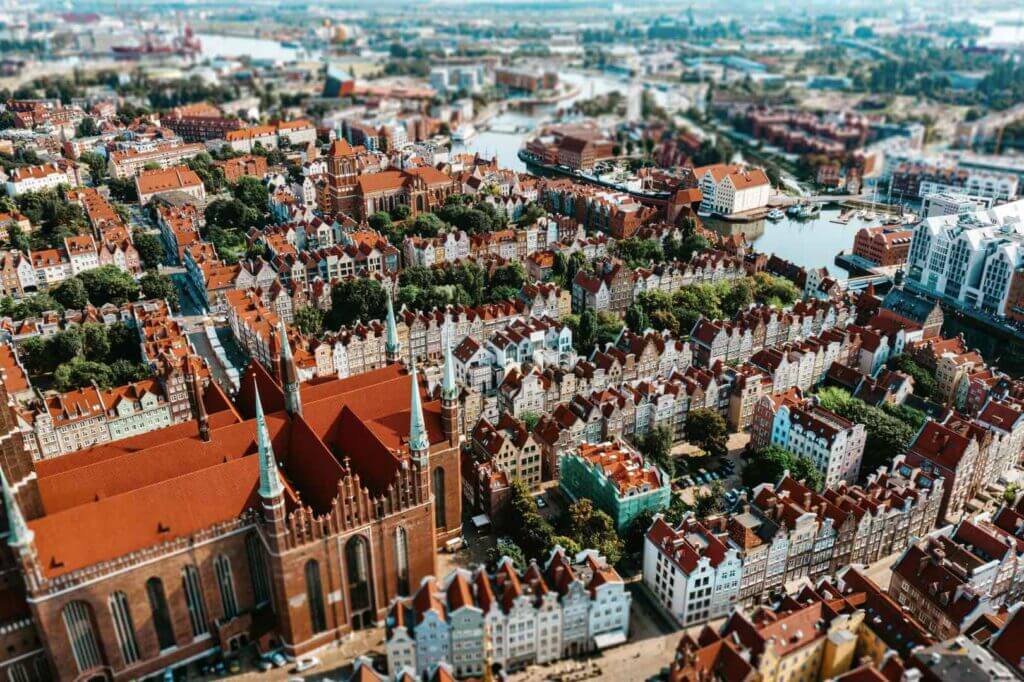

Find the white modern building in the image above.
[
  {"left": 644, "top": 516, "right": 742, "bottom": 627},
  {"left": 906, "top": 199, "right": 1024, "bottom": 317}
]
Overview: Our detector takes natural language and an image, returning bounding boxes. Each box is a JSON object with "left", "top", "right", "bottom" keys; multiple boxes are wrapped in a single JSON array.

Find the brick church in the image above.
[
  {"left": 320, "top": 139, "right": 459, "bottom": 221},
  {"left": 0, "top": 319, "right": 462, "bottom": 680}
]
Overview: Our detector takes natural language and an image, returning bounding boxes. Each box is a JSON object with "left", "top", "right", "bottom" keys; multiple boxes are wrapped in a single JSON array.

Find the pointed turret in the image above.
[
  {"left": 385, "top": 294, "right": 401, "bottom": 364},
  {"left": 408, "top": 357, "right": 429, "bottom": 461},
  {"left": 278, "top": 321, "right": 302, "bottom": 418},
  {"left": 254, "top": 378, "right": 284, "bottom": 500},
  {"left": 441, "top": 341, "right": 459, "bottom": 446},
  {"left": 442, "top": 341, "right": 458, "bottom": 402},
  {"left": 1, "top": 469, "right": 31, "bottom": 549}
]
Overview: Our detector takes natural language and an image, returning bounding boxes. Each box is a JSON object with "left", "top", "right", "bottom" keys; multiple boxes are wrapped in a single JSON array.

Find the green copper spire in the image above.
[
  {"left": 0, "top": 469, "right": 31, "bottom": 549},
  {"left": 442, "top": 341, "right": 458, "bottom": 402},
  {"left": 279, "top": 320, "right": 302, "bottom": 417},
  {"left": 254, "top": 378, "right": 283, "bottom": 499},
  {"left": 385, "top": 294, "right": 400, "bottom": 360},
  {"left": 408, "top": 356, "right": 429, "bottom": 456}
]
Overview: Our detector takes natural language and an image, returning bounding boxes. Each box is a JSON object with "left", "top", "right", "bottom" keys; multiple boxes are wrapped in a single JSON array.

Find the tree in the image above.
[
  {"left": 488, "top": 263, "right": 525, "bottom": 293},
  {"left": 640, "top": 425, "right": 675, "bottom": 477},
  {"left": 106, "top": 177, "right": 138, "bottom": 203},
  {"left": 78, "top": 266, "right": 140, "bottom": 306},
  {"left": 507, "top": 481, "right": 555, "bottom": 560},
  {"left": 625, "top": 304, "right": 648, "bottom": 333},
  {"left": 567, "top": 499, "right": 623, "bottom": 566},
  {"left": 326, "top": 278, "right": 387, "bottom": 329},
  {"left": 54, "top": 358, "right": 112, "bottom": 392},
  {"left": 888, "top": 355, "right": 937, "bottom": 401},
  {"left": 517, "top": 202, "right": 545, "bottom": 226},
  {"left": 76, "top": 116, "right": 99, "bottom": 137},
  {"left": 684, "top": 408, "right": 728, "bottom": 457},
  {"left": 139, "top": 271, "right": 177, "bottom": 304},
  {"left": 488, "top": 538, "right": 526, "bottom": 571},
  {"left": 205, "top": 197, "right": 260, "bottom": 232},
  {"left": 7, "top": 225, "right": 30, "bottom": 253},
  {"left": 132, "top": 230, "right": 165, "bottom": 269},
  {"left": 390, "top": 204, "right": 411, "bottom": 221},
  {"left": 81, "top": 323, "right": 110, "bottom": 362},
  {"left": 78, "top": 151, "right": 107, "bottom": 183},
  {"left": 576, "top": 309, "right": 597, "bottom": 354},
  {"left": 52, "top": 277, "right": 88, "bottom": 309},
  {"left": 719, "top": 278, "right": 754, "bottom": 316},
  {"left": 624, "top": 508, "right": 658, "bottom": 557},
  {"left": 231, "top": 176, "right": 268, "bottom": 211},
  {"left": 367, "top": 211, "right": 392, "bottom": 233},
  {"left": 520, "top": 411, "right": 541, "bottom": 432},
  {"left": 741, "top": 445, "right": 822, "bottom": 490},
  {"left": 294, "top": 306, "right": 325, "bottom": 336},
  {"left": 408, "top": 212, "right": 445, "bottom": 237},
  {"left": 694, "top": 481, "right": 726, "bottom": 517}
]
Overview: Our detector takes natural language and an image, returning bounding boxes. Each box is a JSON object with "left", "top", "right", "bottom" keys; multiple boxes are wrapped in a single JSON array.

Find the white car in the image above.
[{"left": 295, "top": 656, "right": 320, "bottom": 673}]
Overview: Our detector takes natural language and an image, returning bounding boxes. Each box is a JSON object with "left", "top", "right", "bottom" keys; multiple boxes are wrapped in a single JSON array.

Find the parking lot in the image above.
[{"left": 672, "top": 433, "right": 750, "bottom": 506}]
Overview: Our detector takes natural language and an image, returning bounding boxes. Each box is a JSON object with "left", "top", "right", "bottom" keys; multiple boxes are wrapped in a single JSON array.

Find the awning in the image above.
[
  {"left": 472, "top": 514, "right": 491, "bottom": 528},
  {"left": 592, "top": 632, "right": 627, "bottom": 650}
]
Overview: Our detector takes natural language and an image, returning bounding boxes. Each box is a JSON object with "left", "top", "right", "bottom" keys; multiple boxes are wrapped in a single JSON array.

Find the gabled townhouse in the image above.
[{"left": 644, "top": 516, "right": 743, "bottom": 627}]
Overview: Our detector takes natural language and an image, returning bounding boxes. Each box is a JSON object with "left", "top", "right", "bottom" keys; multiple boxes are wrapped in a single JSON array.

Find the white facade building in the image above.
[
  {"left": 906, "top": 199, "right": 1024, "bottom": 317},
  {"left": 644, "top": 516, "right": 743, "bottom": 627}
]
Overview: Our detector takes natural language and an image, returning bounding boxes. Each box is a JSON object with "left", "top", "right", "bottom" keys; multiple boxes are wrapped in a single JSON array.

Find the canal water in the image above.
[{"left": 707, "top": 207, "right": 880, "bottom": 280}]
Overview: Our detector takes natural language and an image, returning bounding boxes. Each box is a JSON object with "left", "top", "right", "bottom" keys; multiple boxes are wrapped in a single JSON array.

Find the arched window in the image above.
[
  {"left": 146, "top": 578, "right": 176, "bottom": 651},
  {"left": 432, "top": 467, "right": 446, "bottom": 529},
  {"left": 62, "top": 601, "right": 102, "bottom": 673},
  {"left": 345, "top": 535, "right": 374, "bottom": 630},
  {"left": 246, "top": 533, "right": 271, "bottom": 607},
  {"left": 214, "top": 555, "right": 238, "bottom": 620},
  {"left": 395, "top": 527, "right": 410, "bottom": 596},
  {"left": 305, "top": 560, "right": 327, "bottom": 634},
  {"left": 108, "top": 591, "right": 139, "bottom": 665},
  {"left": 181, "top": 565, "right": 209, "bottom": 637}
]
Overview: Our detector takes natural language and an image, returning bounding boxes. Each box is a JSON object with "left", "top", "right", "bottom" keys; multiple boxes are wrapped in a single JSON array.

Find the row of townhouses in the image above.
[
  {"left": 385, "top": 548, "right": 630, "bottom": 678},
  {"left": 644, "top": 468, "right": 944, "bottom": 627}
]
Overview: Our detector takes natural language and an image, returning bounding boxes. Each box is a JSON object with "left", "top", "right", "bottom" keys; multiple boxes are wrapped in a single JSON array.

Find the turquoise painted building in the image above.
[{"left": 558, "top": 441, "right": 671, "bottom": 532}]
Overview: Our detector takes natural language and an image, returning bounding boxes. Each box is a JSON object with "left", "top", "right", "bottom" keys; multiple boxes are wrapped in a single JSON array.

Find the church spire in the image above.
[
  {"left": 278, "top": 320, "right": 302, "bottom": 417},
  {"left": 440, "top": 339, "right": 460, "bottom": 446},
  {"left": 408, "top": 356, "right": 429, "bottom": 460},
  {"left": 385, "top": 294, "right": 400, "bottom": 364},
  {"left": 0, "top": 469, "right": 31, "bottom": 549},
  {"left": 254, "top": 378, "right": 283, "bottom": 500},
  {"left": 442, "top": 340, "right": 458, "bottom": 402}
]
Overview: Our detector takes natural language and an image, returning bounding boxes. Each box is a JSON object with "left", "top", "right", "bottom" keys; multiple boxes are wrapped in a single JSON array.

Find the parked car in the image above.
[
  {"left": 295, "top": 656, "right": 320, "bottom": 673},
  {"left": 535, "top": 495, "right": 547, "bottom": 509}
]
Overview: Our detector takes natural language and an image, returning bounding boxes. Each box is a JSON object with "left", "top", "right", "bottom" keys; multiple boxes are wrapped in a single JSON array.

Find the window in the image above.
[
  {"left": 182, "top": 565, "right": 209, "bottom": 637},
  {"left": 432, "top": 467, "right": 446, "bottom": 528},
  {"left": 395, "top": 527, "right": 410, "bottom": 597},
  {"left": 146, "top": 578, "right": 176, "bottom": 651},
  {"left": 62, "top": 601, "right": 102, "bottom": 673},
  {"left": 214, "top": 555, "right": 238, "bottom": 619},
  {"left": 109, "top": 591, "right": 139, "bottom": 665},
  {"left": 246, "top": 533, "right": 271, "bottom": 607},
  {"left": 305, "top": 560, "right": 327, "bottom": 634}
]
